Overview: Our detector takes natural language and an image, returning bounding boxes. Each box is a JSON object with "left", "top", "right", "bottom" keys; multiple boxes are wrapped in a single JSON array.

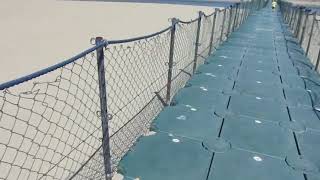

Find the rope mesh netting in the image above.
[
  {"left": 0, "top": 53, "right": 102, "bottom": 179},
  {"left": 279, "top": 2, "right": 320, "bottom": 71},
  {"left": 0, "top": 0, "right": 266, "bottom": 179},
  {"left": 309, "top": 20, "right": 320, "bottom": 66}
]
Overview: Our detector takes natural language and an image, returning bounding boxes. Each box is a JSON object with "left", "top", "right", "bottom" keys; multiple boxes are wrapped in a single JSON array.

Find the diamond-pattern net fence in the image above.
[
  {"left": 280, "top": 2, "right": 320, "bottom": 71},
  {"left": 0, "top": 1, "right": 263, "bottom": 179},
  {"left": 0, "top": 53, "right": 103, "bottom": 180},
  {"left": 308, "top": 20, "right": 320, "bottom": 67}
]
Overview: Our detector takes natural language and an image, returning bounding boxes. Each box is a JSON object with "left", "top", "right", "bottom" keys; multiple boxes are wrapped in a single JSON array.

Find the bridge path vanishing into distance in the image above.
[
  {"left": 118, "top": 2, "right": 320, "bottom": 180},
  {"left": 1, "top": 0, "right": 320, "bottom": 179}
]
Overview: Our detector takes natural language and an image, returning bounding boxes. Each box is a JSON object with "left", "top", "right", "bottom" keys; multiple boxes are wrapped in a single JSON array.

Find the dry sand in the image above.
[
  {"left": 0, "top": 1, "right": 221, "bottom": 179},
  {"left": 0, "top": 0, "right": 216, "bottom": 84},
  {"left": 286, "top": 0, "right": 320, "bottom": 6}
]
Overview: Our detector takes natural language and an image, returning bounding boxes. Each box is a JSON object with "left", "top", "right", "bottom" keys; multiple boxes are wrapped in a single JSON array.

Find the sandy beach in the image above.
[
  {"left": 0, "top": 0, "right": 216, "bottom": 84},
  {"left": 286, "top": 0, "right": 320, "bottom": 7}
]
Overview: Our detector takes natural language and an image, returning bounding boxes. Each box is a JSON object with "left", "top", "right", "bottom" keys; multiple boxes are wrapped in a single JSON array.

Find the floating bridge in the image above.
[
  {"left": 0, "top": 0, "right": 320, "bottom": 180},
  {"left": 118, "top": 2, "right": 320, "bottom": 180}
]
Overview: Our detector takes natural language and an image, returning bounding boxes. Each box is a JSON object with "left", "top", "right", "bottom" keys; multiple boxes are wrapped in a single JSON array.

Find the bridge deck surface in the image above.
[{"left": 118, "top": 4, "right": 320, "bottom": 180}]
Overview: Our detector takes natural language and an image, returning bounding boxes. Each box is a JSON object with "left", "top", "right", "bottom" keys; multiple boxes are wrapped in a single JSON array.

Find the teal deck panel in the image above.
[
  {"left": 187, "top": 74, "right": 234, "bottom": 92},
  {"left": 152, "top": 105, "right": 223, "bottom": 140},
  {"left": 238, "top": 70, "right": 282, "bottom": 85},
  {"left": 242, "top": 62, "right": 280, "bottom": 73},
  {"left": 234, "top": 80, "right": 284, "bottom": 99},
  {"left": 296, "top": 131, "right": 320, "bottom": 172},
  {"left": 119, "top": 3, "right": 320, "bottom": 180},
  {"left": 281, "top": 74, "right": 306, "bottom": 89},
  {"left": 221, "top": 115, "right": 296, "bottom": 158},
  {"left": 119, "top": 132, "right": 212, "bottom": 180},
  {"left": 196, "top": 64, "right": 238, "bottom": 79},
  {"left": 284, "top": 88, "right": 313, "bottom": 108},
  {"left": 206, "top": 57, "right": 242, "bottom": 67},
  {"left": 228, "top": 94, "right": 289, "bottom": 122},
  {"left": 172, "top": 86, "right": 229, "bottom": 113},
  {"left": 208, "top": 149, "right": 304, "bottom": 180},
  {"left": 288, "top": 107, "right": 320, "bottom": 132}
]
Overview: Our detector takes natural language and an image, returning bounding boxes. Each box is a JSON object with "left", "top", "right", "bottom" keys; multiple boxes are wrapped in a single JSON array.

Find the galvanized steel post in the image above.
[
  {"left": 315, "top": 49, "right": 320, "bottom": 71},
  {"left": 293, "top": 7, "right": 301, "bottom": 34},
  {"left": 236, "top": 3, "right": 241, "bottom": 28},
  {"left": 233, "top": 3, "right": 240, "bottom": 31},
  {"left": 299, "top": 10, "right": 310, "bottom": 45},
  {"left": 306, "top": 13, "right": 316, "bottom": 56},
  {"left": 295, "top": 7, "right": 303, "bottom": 37},
  {"left": 257, "top": 0, "right": 261, "bottom": 9},
  {"left": 285, "top": 3, "right": 290, "bottom": 22},
  {"left": 292, "top": 7, "right": 297, "bottom": 30},
  {"left": 245, "top": 1, "right": 249, "bottom": 19},
  {"left": 232, "top": 4, "right": 236, "bottom": 31},
  {"left": 95, "top": 37, "right": 112, "bottom": 180},
  {"left": 241, "top": 2, "right": 246, "bottom": 25},
  {"left": 227, "top": 5, "right": 233, "bottom": 37},
  {"left": 240, "top": 3, "right": 244, "bottom": 26},
  {"left": 290, "top": 7, "right": 297, "bottom": 29},
  {"left": 193, "top": 11, "right": 203, "bottom": 74},
  {"left": 220, "top": 9, "right": 226, "bottom": 43},
  {"left": 208, "top": 9, "right": 218, "bottom": 56},
  {"left": 166, "top": 18, "right": 178, "bottom": 104},
  {"left": 288, "top": 6, "right": 294, "bottom": 26},
  {"left": 283, "top": 3, "right": 287, "bottom": 21}
]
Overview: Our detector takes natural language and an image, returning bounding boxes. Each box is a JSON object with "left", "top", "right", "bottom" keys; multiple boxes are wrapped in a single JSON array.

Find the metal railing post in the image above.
[
  {"left": 288, "top": 5, "right": 293, "bottom": 23},
  {"left": 246, "top": 2, "right": 249, "bottom": 20},
  {"left": 295, "top": 7, "right": 303, "bottom": 37},
  {"left": 290, "top": 7, "right": 297, "bottom": 29},
  {"left": 220, "top": 9, "right": 226, "bottom": 43},
  {"left": 166, "top": 18, "right": 178, "bottom": 104},
  {"left": 241, "top": 3, "right": 244, "bottom": 26},
  {"left": 293, "top": 7, "right": 299, "bottom": 29},
  {"left": 248, "top": 1, "right": 251, "bottom": 16},
  {"left": 283, "top": 3, "right": 288, "bottom": 22},
  {"left": 236, "top": 3, "right": 241, "bottom": 28},
  {"left": 247, "top": 1, "right": 250, "bottom": 17},
  {"left": 241, "top": 3, "right": 245, "bottom": 25},
  {"left": 193, "top": 11, "right": 203, "bottom": 74},
  {"left": 258, "top": 0, "right": 262, "bottom": 10},
  {"left": 208, "top": 9, "right": 218, "bottom": 56},
  {"left": 286, "top": 4, "right": 291, "bottom": 22},
  {"left": 227, "top": 5, "right": 233, "bottom": 37},
  {"left": 230, "top": 5, "right": 236, "bottom": 32},
  {"left": 285, "top": 4, "right": 290, "bottom": 22},
  {"left": 297, "top": 10, "right": 305, "bottom": 41},
  {"left": 241, "top": 2, "right": 247, "bottom": 24},
  {"left": 246, "top": 1, "right": 249, "bottom": 18},
  {"left": 248, "top": 1, "right": 251, "bottom": 14},
  {"left": 292, "top": 8, "right": 297, "bottom": 31},
  {"left": 306, "top": 13, "right": 316, "bottom": 56},
  {"left": 314, "top": 49, "right": 320, "bottom": 71},
  {"left": 254, "top": 0, "right": 258, "bottom": 11},
  {"left": 299, "top": 10, "right": 310, "bottom": 45},
  {"left": 95, "top": 37, "right": 112, "bottom": 180},
  {"left": 233, "top": 3, "right": 240, "bottom": 31},
  {"left": 294, "top": 7, "right": 301, "bottom": 35}
]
